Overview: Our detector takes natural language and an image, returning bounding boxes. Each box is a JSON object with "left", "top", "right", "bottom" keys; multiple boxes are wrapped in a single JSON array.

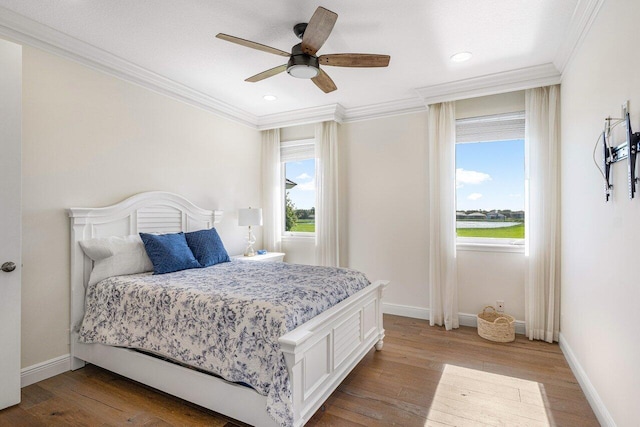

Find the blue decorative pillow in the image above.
[
  {"left": 185, "top": 228, "right": 230, "bottom": 267},
  {"left": 139, "top": 232, "right": 201, "bottom": 274}
]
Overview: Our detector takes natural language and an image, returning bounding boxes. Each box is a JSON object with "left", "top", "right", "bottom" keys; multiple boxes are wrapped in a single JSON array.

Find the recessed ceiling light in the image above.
[
  {"left": 263, "top": 95, "right": 277, "bottom": 101},
  {"left": 450, "top": 52, "right": 473, "bottom": 63}
]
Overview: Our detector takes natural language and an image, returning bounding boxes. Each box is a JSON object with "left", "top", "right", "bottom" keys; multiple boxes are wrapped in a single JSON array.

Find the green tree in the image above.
[{"left": 285, "top": 192, "right": 298, "bottom": 231}]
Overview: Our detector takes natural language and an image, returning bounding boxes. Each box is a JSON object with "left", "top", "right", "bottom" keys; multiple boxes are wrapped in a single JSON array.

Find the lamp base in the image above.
[{"left": 244, "top": 225, "right": 257, "bottom": 256}]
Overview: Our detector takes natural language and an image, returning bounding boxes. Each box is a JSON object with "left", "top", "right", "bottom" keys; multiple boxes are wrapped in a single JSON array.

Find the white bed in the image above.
[{"left": 68, "top": 191, "right": 388, "bottom": 427}]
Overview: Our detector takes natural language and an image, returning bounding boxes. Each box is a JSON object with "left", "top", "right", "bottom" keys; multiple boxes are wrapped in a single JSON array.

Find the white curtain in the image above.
[
  {"left": 261, "top": 128, "right": 282, "bottom": 252},
  {"left": 315, "top": 121, "right": 340, "bottom": 267},
  {"left": 428, "top": 102, "right": 459, "bottom": 330},
  {"left": 524, "top": 85, "right": 561, "bottom": 343}
]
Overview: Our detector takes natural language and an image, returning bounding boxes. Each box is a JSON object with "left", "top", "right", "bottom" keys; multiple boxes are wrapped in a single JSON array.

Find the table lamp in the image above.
[{"left": 238, "top": 207, "right": 263, "bottom": 257}]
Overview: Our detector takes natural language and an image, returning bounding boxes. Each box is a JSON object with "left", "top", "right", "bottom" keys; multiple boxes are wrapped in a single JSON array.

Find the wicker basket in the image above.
[{"left": 477, "top": 306, "right": 515, "bottom": 342}]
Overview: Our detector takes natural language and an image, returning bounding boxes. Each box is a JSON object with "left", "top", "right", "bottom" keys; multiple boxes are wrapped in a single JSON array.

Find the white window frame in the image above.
[
  {"left": 280, "top": 138, "right": 316, "bottom": 238},
  {"left": 455, "top": 112, "right": 526, "bottom": 253}
]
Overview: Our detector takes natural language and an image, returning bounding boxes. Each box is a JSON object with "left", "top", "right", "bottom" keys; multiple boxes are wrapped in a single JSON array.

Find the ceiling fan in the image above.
[{"left": 216, "top": 6, "right": 390, "bottom": 93}]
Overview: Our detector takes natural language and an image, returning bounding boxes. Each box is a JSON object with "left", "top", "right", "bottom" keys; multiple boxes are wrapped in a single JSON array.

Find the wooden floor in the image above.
[{"left": 0, "top": 315, "right": 599, "bottom": 427}]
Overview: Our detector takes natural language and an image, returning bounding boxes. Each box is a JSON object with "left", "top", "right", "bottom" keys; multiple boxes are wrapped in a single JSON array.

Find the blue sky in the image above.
[
  {"left": 456, "top": 139, "right": 524, "bottom": 211},
  {"left": 285, "top": 158, "right": 315, "bottom": 209}
]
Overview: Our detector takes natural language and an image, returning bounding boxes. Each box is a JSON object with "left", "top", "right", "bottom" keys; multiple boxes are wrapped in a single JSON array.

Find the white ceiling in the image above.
[{"left": 0, "top": 0, "right": 581, "bottom": 122}]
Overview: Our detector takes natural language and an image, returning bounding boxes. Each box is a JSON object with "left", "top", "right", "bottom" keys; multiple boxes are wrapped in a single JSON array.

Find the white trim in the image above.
[
  {"left": 456, "top": 242, "right": 525, "bottom": 254},
  {"left": 416, "top": 64, "right": 561, "bottom": 106},
  {"left": 382, "top": 304, "right": 525, "bottom": 334},
  {"left": 559, "top": 333, "right": 617, "bottom": 427},
  {"left": 382, "top": 302, "right": 429, "bottom": 320},
  {"left": 281, "top": 234, "right": 316, "bottom": 242},
  {"left": 553, "top": 0, "right": 607, "bottom": 74},
  {"left": 0, "top": 6, "right": 257, "bottom": 128},
  {"left": 341, "top": 98, "right": 427, "bottom": 123},
  {"left": 256, "top": 98, "right": 428, "bottom": 129},
  {"left": 21, "top": 354, "right": 70, "bottom": 388},
  {"left": 257, "top": 104, "right": 345, "bottom": 130}
]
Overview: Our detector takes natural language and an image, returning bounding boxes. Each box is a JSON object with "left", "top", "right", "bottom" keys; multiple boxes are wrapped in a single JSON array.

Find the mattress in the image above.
[{"left": 78, "top": 260, "right": 370, "bottom": 426}]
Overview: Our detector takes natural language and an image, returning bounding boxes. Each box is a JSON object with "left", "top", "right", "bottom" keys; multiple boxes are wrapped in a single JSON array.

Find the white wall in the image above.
[
  {"left": 457, "top": 250, "right": 525, "bottom": 320},
  {"left": 20, "top": 46, "right": 261, "bottom": 368},
  {"left": 340, "top": 113, "right": 430, "bottom": 309},
  {"left": 560, "top": 1, "right": 640, "bottom": 425}
]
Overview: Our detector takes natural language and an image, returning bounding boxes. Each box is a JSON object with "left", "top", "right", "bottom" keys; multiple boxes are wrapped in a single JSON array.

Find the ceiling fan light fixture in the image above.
[
  {"left": 286, "top": 53, "right": 320, "bottom": 79},
  {"left": 287, "top": 64, "right": 319, "bottom": 79}
]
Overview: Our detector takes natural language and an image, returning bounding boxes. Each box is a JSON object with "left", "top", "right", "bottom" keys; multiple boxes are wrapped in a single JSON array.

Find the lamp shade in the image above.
[{"left": 238, "top": 208, "right": 263, "bottom": 226}]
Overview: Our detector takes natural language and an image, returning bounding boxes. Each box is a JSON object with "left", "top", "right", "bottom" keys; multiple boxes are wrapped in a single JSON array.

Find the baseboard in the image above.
[
  {"left": 382, "top": 303, "right": 525, "bottom": 334},
  {"left": 382, "top": 302, "right": 429, "bottom": 320},
  {"left": 21, "top": 354, "right": 71, "bottom": 388},
  {"left": 559, "top": 333, "right": 617, "bottom": 427}
]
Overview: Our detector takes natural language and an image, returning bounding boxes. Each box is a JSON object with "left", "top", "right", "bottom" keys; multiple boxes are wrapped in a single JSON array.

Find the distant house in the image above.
[
  {"left": 487, "top": 210, "right": 506, "bottom": 220},
  {"left": 456, "top": 211, "right": 468, "bottom": 219},
  {"left": 467, "top": 212, "right": 487, "bottom": 219},
  {"left": 512, "top": 210, "right": 525, "bottom": 219},
  {"left": 285, "top": 178, "right": 297, "bottom": 190}
]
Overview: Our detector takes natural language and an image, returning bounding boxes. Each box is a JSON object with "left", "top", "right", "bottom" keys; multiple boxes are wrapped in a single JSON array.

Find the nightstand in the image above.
[{"left": 231, "top": 252, "right": 285, "bottom": 262}]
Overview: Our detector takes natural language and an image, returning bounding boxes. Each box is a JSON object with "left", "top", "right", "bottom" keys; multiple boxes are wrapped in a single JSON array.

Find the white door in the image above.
[{"left": 0, "top": 38, "right": 22, "bottom": 410}]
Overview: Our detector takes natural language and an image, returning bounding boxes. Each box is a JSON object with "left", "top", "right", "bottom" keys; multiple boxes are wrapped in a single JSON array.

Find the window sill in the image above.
[
  {"left": 456, "top": 242, "right": 525, "bottom": 254},
  {"left": 282, "top": 234, "right": 315, "bottom": 242}
]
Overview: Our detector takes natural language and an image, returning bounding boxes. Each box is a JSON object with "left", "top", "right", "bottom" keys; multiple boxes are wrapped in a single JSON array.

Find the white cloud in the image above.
[
  {"left": 456, "top": 168, "right": 491, "bottom": 188},
  {"left": 467, "top": 193, "right": 483, "bottom": 201},
  {"left": 295, "top": 172, "right": 312, "bottom": 181},
  {"left": 295, "top": 179, "right": 315, "bottom": 191}
]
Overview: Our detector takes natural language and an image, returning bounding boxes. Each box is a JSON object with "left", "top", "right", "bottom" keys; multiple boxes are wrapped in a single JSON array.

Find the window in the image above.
[
  {"left": 455, "top": 112, "right": 525, "bottom": 246},
  {"left": 281, "top": 139, "right": 315, "bottom": 234}
]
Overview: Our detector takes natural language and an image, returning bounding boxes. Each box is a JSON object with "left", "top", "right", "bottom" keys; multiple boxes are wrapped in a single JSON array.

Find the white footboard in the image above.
[{"left": 280, "top": 279, "right": 388, "bottom": 427}]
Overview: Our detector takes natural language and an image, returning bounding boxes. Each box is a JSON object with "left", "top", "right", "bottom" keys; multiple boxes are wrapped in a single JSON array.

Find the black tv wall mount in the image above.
[{"left": 602, "top": 103, "right": 640, "bottom": 201}]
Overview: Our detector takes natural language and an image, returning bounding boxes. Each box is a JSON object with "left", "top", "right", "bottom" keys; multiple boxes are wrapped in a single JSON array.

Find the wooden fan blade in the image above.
[
  {"left": 319, "top": 54, "right": 390, "bottom": 67},
  {"left": 311, "top": 69, "right": 337, "bottom": 93},
  {"left": 245, "top": 64, "right": 287, "bottom": 82},
  {"left": 216, "top": 33, "right": 290, "bottom": 57},
  {"left": 301, "top": 7, "right": 338, "bottom": 55}
]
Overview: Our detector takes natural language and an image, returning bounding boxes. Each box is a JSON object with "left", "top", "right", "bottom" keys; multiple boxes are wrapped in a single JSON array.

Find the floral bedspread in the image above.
[{"left": 78, "top": 260, "right": 370, "bottom": 426}]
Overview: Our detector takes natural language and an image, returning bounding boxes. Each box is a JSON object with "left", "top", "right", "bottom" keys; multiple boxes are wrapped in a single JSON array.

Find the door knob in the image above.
[{"left": 1, "top": 262, "right": 16, "bottom": 272}]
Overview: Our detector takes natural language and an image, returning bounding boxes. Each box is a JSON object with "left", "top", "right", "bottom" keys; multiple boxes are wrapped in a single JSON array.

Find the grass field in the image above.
[
  {"left": 457, "top": 223, "right": 524, "bottom": 239},
  {"left": 290, "top": 219, "right": 315, "bottom": 233}
]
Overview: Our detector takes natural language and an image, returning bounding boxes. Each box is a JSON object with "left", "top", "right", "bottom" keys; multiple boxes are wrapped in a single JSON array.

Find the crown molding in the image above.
[
  {"left": 256, "top": 103, "right": 345, "bottom": 130},
  {"left": 416, "top": 63, "right": 562, "bottom": 106},
  {"left": 341, "top": 98, "right": 426, "bottom": 123},
  {"left": 553, "top": 0, "right": 606, "bottom": 74},
  {"left": 0, "top": 6, "right": 257, "bottom": 128},
  {"left": 258, "top": 98, "right": 427, "bottom": 129}
]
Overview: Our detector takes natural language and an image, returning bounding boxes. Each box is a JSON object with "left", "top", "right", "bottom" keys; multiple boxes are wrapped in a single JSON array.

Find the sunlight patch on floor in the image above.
[{"left": 425, "top": 364, "right": 551, "bottom": 426}]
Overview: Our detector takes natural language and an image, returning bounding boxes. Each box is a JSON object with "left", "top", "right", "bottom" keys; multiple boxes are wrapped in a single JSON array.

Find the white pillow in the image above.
[{"left": 79, "top": 235, "right": 153, "bottom": 286}]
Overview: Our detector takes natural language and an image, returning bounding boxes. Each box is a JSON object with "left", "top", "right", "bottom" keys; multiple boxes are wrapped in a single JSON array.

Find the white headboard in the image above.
[{"left": 68, "top": 192, "right": 222, "bottom": 353}]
